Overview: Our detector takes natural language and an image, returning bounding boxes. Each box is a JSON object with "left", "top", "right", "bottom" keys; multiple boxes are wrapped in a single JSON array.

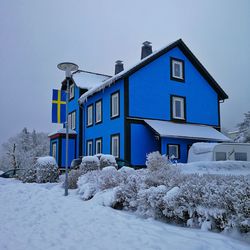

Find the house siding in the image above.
[
  {"left": 128, "top": 46, "right": 219, "bottom": 127},
  {"left": 83, "top": 79, "right": 125, "bottom": 158}
]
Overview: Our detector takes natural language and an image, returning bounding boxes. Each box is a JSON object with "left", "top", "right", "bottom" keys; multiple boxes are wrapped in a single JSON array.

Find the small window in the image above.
[
  {"left": 68, "top": 113, "right": 72, "bottom": 129},
  {"left": 215, "top": 152, "right": 227, "bottom": 161},
  {"left": 95, "top": 100, "right": 102, "bottom": 124},
  {"left": 171, "top": 58, "right": 184, "bottom": 81},
  {"left": 71, "top": 111, "right": 76, "bottom": 130},
  {"left": 87, "top": 140, "right": 93, "bottom": 156},
  {"left": 52, "top": 143, "right": 57, "bottom": 158},
  {"left": 69, "top": 84, "right": 75, "bottom": 99},
  {"left": 95, "top": 138, "right": 102, "bottom": 154},
  {"left": 111, "top": 134, "right": 120, "bottom": 158},
  {"left": 87, "top": 105, "right": 93, "bottom": 126},
  {"left": 172, "top": 96, "right": 185, "bottom": 120},
  {"left": 235, "top": 152, "right": 247, "bottom": 161},
  {"left": 168, "top": 144, "right": 180, "bottom": 159},
  {"left": 111, "top": 91, "right": 119, "bottom": 118}
]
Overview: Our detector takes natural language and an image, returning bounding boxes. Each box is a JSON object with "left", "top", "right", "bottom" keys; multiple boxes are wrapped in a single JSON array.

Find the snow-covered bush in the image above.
[
  {"left": 99, "top": 154, "right": 117, "bottom": 169},
  {"left": 67, "top": 169, "right": 86, "bottom": 189},
  {"left": 146, "top": 151, "right": 170, "bottom": 172},
  {"left": 80, "top": 156, "right": 100, "bottom": 172},
  {"left": 19, "top": 156, "right": 58, "bottom": 183}
]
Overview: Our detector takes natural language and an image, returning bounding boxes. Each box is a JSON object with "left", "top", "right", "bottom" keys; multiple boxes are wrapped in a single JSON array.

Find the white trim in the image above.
[
  {"left": 69, "top": 84, "right": 75, "bottom": 99},
  {"left": 172, "top": 59, "right": 183, "bottom": 79},
  {"left": 95, "top": 100, "right": 102, "bottom": 123},
  {"left": 111, "top": 92, "right": 119, "bottom": 118},
  {"left": 172, "top": 96, "right": 185, "bottom": 120},
  {"left": 87, "top": 105, "right": 93, "bottom": 126},
  {"left": 71, "top": 111, "right": 76, "bottom": 130},
  {"left": 95, "top": 139, "right": 102, "bottom": 154},
  {"left": 111, "top": 135, "right": 119, "bottom": 158},
  {"left": 87, "top": 141, "right": 93, "bottom": 156}
]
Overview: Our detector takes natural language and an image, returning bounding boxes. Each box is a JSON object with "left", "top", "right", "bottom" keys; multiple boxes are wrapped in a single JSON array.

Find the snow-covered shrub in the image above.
[
  {"left": 35, "top": 156, "right": 58, "bottom": 183},
  {"left": 19, "top": 156, "right": 58, "bottom": 183},
  {"left": 67, "top": 169, "right": 86, "bottom": 189},
  {"left": 99, "top": 154, "right": 117, "bottom": 169},
  {"left": 146, "top": 151, "right": 170, "bottom": 172},
  {"left": 80, "top": 156, "right": 100, "bottom": 172}
]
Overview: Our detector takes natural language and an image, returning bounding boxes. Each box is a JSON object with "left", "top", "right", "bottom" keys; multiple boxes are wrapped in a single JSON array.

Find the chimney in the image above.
[
  {"left": 141, "top": 41, "right": 152, "bottom": 59},
  {"left": 115, "top": 60, "right": 124, "bottom": 75}
]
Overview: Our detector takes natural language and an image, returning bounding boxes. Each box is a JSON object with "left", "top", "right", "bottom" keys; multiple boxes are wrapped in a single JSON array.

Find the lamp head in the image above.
[{"left": 57, "top": 62, "right": 79, "bottom": 77}]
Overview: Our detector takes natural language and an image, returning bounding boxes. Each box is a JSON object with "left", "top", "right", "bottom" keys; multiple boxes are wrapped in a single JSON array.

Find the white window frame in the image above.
[
  {"left": 87, "top": 105, "right": 93, "bottom": 126},
  {"left": 52, "top": 142, "right": 57, "bottom": 158},
  {"left": 172, "top": 59, "right": 184, "bottom": 80},
  {"left": 69, "top": 84, "right": 75, "bottom": 99},
  {"left": 71, "top": 111, "right": 76, "bottom": 130},
  {"left": 95, "top": 100, "right": 102, "bottom": 123},
  {"left": 111, "top": 92, "right": 119, "bottom": 118},
  {"left": 168, "top": 144, "right": 179, "bottom": 159},
  {"left": 68, "top": 113, "right": 72, "bottom": 129},
  {"left": 87, "top": 140, "right": 93, "bottom": 156},
  {"left": 172, "top": 96, "right": 185, "bottom": 120},
  {"left": 111, "top": 134, "right": 119, "bottom": 158},
  {"left": 95, "top": 138, "right": 102, "bottom": 154}
]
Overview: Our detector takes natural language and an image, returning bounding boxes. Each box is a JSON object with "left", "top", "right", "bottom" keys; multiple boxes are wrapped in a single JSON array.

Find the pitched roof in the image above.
[
  {"left": 72, "top": 70, "right": 111, "bottom": 90},
  {"left": 144, "top": 119, "right": 231, "bottom": 142},
  {"left": 79, "top": 39, "right": 228, "bottom": 103}
]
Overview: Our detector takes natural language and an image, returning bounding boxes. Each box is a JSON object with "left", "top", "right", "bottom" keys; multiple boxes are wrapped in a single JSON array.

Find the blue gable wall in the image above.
[
  {"left": 83, "top": 79, "right": 125, "bottom": 158},
  {"left": 128, "top": 47, "right": 219, "bottom": 126}
]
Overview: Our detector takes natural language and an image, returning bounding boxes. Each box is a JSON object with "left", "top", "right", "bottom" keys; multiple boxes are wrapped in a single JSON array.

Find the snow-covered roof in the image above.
[
  {"left": 144, "top": 119, "right": 231, "bottom": 142},
  {"left": 48, "top": 128, "right": 77, "bottom": 137},
  {"left": 79, "top": 40, "right": 178, "bottom": 103},
  {"left": 79, "top": 39, "right": 228, "bottom": 103},
  {"left": 73, "top": 70, "right": 111, "bottom": 90}
]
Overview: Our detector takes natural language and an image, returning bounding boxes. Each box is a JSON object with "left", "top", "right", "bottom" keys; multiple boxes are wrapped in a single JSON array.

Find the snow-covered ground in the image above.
[{"left": 0, "top": 178, "right": 249, "bottom": 250}]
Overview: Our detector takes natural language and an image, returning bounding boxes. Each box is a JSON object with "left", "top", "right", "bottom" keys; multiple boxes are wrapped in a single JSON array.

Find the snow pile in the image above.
[
  {"left": 1, "top": 178, "right": 249, "bottom": 250},
  {"left": 19, "top": 156, "right": 58, "bottom": 183},
  {"left": 179, "top": 161, "right": 250, "bottom": 176},
  {"left": 100, "top": 154, "right": 117, "bottom": 169},
  {"left": 77, "top": 152, "right": 250, "bottom": 236}
]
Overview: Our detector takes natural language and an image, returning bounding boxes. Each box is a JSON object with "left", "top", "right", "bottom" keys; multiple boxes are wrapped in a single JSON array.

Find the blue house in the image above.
[{"left": 49, "top": 39, "right": 230, "bottom": 167}]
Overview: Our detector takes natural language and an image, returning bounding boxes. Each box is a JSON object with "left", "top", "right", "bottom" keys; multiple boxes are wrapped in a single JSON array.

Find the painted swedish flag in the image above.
[{"left": 52, "top": 89, "right": 66, "bottom": 123}]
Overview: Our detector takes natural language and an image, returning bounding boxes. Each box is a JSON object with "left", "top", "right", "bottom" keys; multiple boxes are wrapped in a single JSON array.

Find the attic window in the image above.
[
  {"left": 69, "top": 84, "right": 75, "bottom": 99},
  {"left": 171, "top": 57, "right": 185, "bottom": 82}
]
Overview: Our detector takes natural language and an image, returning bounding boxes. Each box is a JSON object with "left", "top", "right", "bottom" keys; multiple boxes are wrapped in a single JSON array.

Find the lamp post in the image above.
[{"left": 57, "top": 62, "right": 79, "bottom": 196}]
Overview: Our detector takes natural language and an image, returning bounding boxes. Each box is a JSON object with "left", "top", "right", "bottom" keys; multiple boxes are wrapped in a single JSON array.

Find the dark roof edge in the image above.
[{"left": 120, "top": 39, "right": 228, "bottom": 100}]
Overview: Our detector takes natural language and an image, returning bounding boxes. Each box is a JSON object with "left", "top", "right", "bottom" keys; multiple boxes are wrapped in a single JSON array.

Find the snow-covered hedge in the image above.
[
  {"left": 77, "top": 151, "right": 250, "bottom": 235},
  {"left": 100, "top": 154, "right": 117, "bottom": 169},
  {"left": 80, "top": 156, "right": 100, "bottom": 172},
  {"left": 19, "top": 156, "right": 59, "bottom": 183}
]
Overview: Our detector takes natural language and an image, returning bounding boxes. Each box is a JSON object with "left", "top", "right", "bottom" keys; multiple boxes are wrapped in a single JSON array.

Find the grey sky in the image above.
[{"left": 0, "top": 0, "right": 249, "bottom": 145}]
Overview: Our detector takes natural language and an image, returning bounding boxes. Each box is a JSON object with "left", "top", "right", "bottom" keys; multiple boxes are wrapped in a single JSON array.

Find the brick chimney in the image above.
[
  {"left": 115, "top": 60, "right": 124, "bottom": 75},
  {"left": 141, "top": 41, "right": 152, "bottom": 59}
]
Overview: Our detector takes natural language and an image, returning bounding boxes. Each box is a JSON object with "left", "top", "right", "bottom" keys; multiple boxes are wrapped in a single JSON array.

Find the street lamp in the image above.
[{"left": 57, "top": 62, "right": 79, "bottom": 196}]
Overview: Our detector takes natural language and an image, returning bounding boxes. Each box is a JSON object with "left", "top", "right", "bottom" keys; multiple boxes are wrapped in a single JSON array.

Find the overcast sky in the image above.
[{"left": 0, "top": 0, "right": 249, "bottom": 145}]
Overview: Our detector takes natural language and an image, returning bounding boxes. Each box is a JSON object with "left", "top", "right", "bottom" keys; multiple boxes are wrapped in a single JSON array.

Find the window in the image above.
[
  {"left": 52, "top": 142, "right": 57, "bottom": 158},
  {"left": 71, "top": 111, "right": 76, "bottom": 130},
  {"left": 215, "top": 152, "right": 227, "bottom": 161},
  {"left": 171, "top": 96, "right": 185, "bottom": 120},
  {"left": 95, "top": 100, "right": 102, "bottom": 124},
  {"left": 167, "top": 144, "right": 180, "bottom": 159},
  {"left": 95, "top": 138, "right": 102, "bottom": 154},
  {"left": 87, "top": 140, "right": 93, "bottom": 156},
  {"left": 170, "top": 58, "right": 184, "bottom": 81},
  {"left": 68, "top": 111, "right": 76, "bottom": 130},
  {"left": 68, "top": 113, "right": 72, "bottom": 129},
  {"left": 235, "top": 152, "right": 247, "bottom": 161},
  {"left": 111, "top": 134, "right": 120, "bottom": 158},
  {"left": 69, "top": 84, "right": 75, "bottom": 99},
  {"left": 87, "top": 105, "right": 93, "bottom": 126},
  {"left": 111, "top": 91, "right": 120, "bottom": 118}
]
